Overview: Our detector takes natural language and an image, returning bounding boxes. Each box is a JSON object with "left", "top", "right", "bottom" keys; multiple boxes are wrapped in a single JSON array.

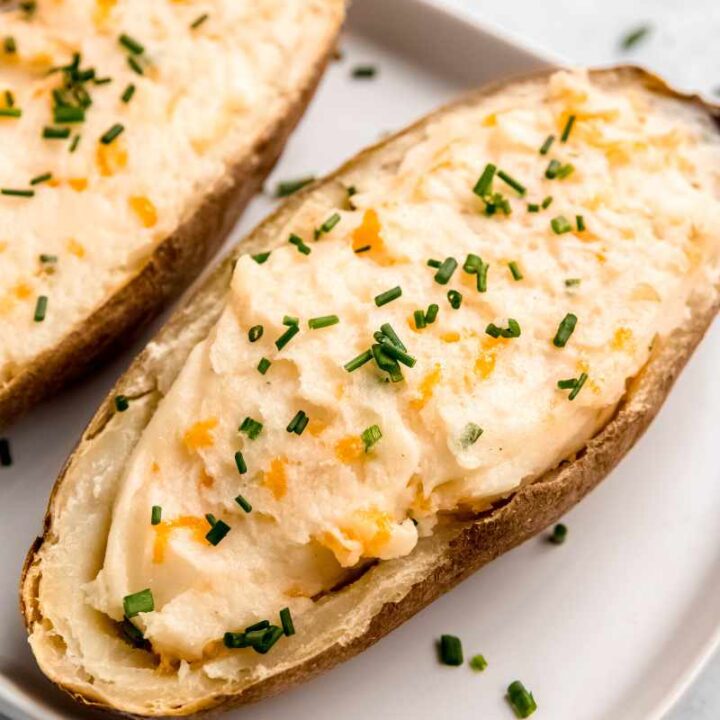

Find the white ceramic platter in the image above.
[{"left": 1, "top": 1, "right": 719, "bottom": 718}]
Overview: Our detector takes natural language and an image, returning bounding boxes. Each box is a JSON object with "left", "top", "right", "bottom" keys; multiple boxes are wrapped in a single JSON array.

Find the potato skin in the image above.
[{"left": 20, "top": 66, "right": 720, "bottom": 717}]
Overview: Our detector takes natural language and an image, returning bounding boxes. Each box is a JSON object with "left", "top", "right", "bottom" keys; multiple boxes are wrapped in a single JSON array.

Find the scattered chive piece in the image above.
[
  {"left": 447, "top": 290, "right": 462, "bottom": 309},
  {"left": 280, "top": 607, "right": 295, "bottom": 636},
  {"left": 100, "top": 123, "right": 124, "bottom": 144},
  {"left": 53, "top": 105, "right": 84, "bottom": 123},
  {"left": 344, "top": 349, "right": 373, "bottom": 372},
  {"left": 253, "top": 625, "right": 284, "bottom": 654},
  {"left": 565, "top": 278, "right": 581, "bottom": 287},
  {"left": 439, "top": 634, "right": 463, "bottom": 666},
  {"left": 207, "top": 515, "right": 218, "bottom": 529},
  {"left": 527, "top": 203, "right": 540, "bottom": 213},
  {"left": 569, "top": 372, "right": 588, "bottom": 400},
  {"left": 121, "top": 618, "right": 147, "bottom": 648},
  {"left": 248, "top": 325, "right": 264, "bottom": 342},
  {"left": 314, "top": 212, "right": 341, "bottom": 239},
  {"left": 576, "top": 215, "right": 586, "bottom": 232},
  {"left": 551, "top": 215, "right": 573, "bottom": 235},
  {"left": 463, "top": 253, "right": 481, "bottom": 274},
  {"left": 361, "top": 424, "right": 382, "bottom": 452},
  {"left": 234, "top": 451, "right": 247, "bottom": 475},
  {"left": 553, "top": 313, "right": 577, "bottom": 348},
  {"left": 190, "top": 13, "right": 209, "bottom": 29},
  {"left": 497, "top": 169, "right": 526, "bottom": 196},
  {"left": 482, "top": 191, "right": 511, "bottom": 216},
  {"left": 473, "top": 163, "right": 496, "bottom": 197},
  {"left": 380, "top": 323, "right": 407, "bottom": 351},
  {"left": 372, "top": 344, "right": 403, "bottom": 382},
  {"left": 33, "top": 295, "right": 48, "bottom": 322},
  {"left": 94, "top": 76, "right": 112, "bottom": 85},
  {"left": 30, "top": 172, "right": 52, "bottom": 186},
  {"left": 239, "top": 417, "right": 263, "bottom": 440},
  {"left": 508, "top": 261, "right": 523, "bottom": 281},
  {"left": 556, "top": 163, "right": 574, "bottom": 179},
  {"left": 426, "top": 258, "right": 442, "bottom": 269},
  {"left": 351, "top": 65, "right": 378, "bottom": 79},
  {"left": 127, "top": 55, "right": 144, "bottom": 75},
  {"left": 0, "top": 107, "right": 21, "bottom": 118},
  {"left": 460, "top": 423, "right": 483, "bottom": 448},
  {"left": 1, "top": 188, "right": 34, "bottom": 197},
  {"left": 223, "top": 631, "right": 248, "bottom": 649},
  {"left": 151, "top": 506, "right": 162, "bottom": 525},
  {"left": 288, "top": 233, "right": 311, "bottom": 255},
  {"left": 560, "top": 114, "right": 576, "bottom": 143},
  {"left": 246, "top": 620, "right": 270, "bottom": 634},
  {"left": 476, "top": 260, "right": 489, "bottom": 293},
  {"left": 469, "top": 654, "right": 488, "bottom": 672},
  {"left": 0, "top": 438, "right": 11, "bottom": 467},
  {"left": 620, "top": 24, "right": 652, "bottom": 51},
  {"left": 235, "top": 494, "right": 252, "bottom": 513},
  {"left": 121, "top": 83, "right": 136, "bottom": 103},
  {"left": 43, "top": 126, "right": 71, "bottom": 139},
  {"left": 485, "top": 319, "right": 520, "bottom": 339},
  {"left": 119, "top": 33, "right": 145, "bottom": 55},
  {"left": 425, "top": 303, "right": 439, "bottom": 324},
  {"left": 507, "top": 681, "right": 538, "bottom": 718},
  {"left": 114, "top": 395, "right": 129, "bottom": 412},
  {"left": 308, "top": 314, "right": 339, "bottom": 330},
  {"left": 545, "top": 159, "right": 561, "bottom": 179},
  {"left": 539, "top": 134, "right": 554, "bottom": 155},
  {"left": 3, "top": 36, "right": 17, "bottom": 54},
  {"left": 252, "top": 252, "right": 271, "bottom": 264},
  {"left": 69, "top": 135, "right": 81, "bottom": 152},
  {"left": 287, "top": 410, "right": 309, "bottom": 435},
  {"left": 206, "top": 519, "right": 231, "bottom": 546},
  {"left": 557, "top": 378, "right": 578, "bottom": 390},
  {"left": 413, "top": 309, "right": 427, "bottom": 330},
  {"left": 374, "top": 286, "right": 402, "bottom": 307},
  {"left": 541, "top": 195, "right": 553, "bottom": 209},
  {"left": 550, "top": 523, "right": 567, "bottom": 544},
  {"left": 123, "top": 589, "right": 154, "bottom": 618},
  {"left": 257, "top": 357, "right": 271, "bottom": 375},
  {"left": 5, "top": 90, "right": 14, "bottom": 107},
  {"left": 275, "top": 176, "right": 314, "bottom": 197},
  {"left": 283, "top": 315, "right": 299, "bottom": 326},
  {"left": 434, "top": 257, "right": 458, "bottom": 285},
  {"left": 354, "top": 245, "right": 371, "bottom": 254},
  {"left": 275, "top": 323, "right": 300, "bottom": 351},
  {"left": 374, "top": 334, "right": 416, "bottom": 367},
  {"left": 39, "top": 254, "right": 58, "bottom": 265}
]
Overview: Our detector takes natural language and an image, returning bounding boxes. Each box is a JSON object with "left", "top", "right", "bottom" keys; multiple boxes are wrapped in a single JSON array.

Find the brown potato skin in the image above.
[
  {"left": 0, "top": 24, "right": 341, "bottom": 430},
  {"left": 20, "top": 66, "right": 720, "bottom": 717}
]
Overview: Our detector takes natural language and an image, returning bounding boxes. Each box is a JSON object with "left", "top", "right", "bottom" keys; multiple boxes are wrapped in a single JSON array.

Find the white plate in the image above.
[{"left": 1, "top": 1, "right": 719, "bottom": 718}]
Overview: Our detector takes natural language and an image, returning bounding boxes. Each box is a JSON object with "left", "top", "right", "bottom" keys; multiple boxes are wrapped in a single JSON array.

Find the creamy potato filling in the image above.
[
  {"left": 88, "top": 70, "right": 720, "bottom": 662},
  {"left": 0, "top": 0, "right": 336, "bottom": 382}
]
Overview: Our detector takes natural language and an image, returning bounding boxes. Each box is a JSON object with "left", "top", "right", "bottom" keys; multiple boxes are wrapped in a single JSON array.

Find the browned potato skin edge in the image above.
[{"left": 19, "top": 65, "right": 720, "bottom": 717}]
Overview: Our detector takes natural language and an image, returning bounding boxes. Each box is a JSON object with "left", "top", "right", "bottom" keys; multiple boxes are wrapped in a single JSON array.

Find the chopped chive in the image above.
[
  {"left": 434, "top": 257, "right": 458, "bottom": 285},
  {"left": 206, "top": 514, "right": 217, "bottom": 528},
  {"left": 123, "top": 589, "right": 154, "bottom": 618},
  {"left": 287, "top": 410, "right": 309, "bottom": 435},
  {"left": 565, "top": 278, "right": 581, "bottom": 287},
  {"left": 3, "top": 36, "right": 16, "bottom": 54},
  {"left": 497, "top": 170, "right": 526, "bottom": 196},
  {"left": 380, "top": 323, "right": 406, "bottom": 351},
  {"left": 121, "top": 618, "right": 147, "bottom": 648},
  {"left": 19, "top": 0, "right": 36, "bottom": 16},
  {"left": 557, "top": 378, "right": 578, "bottom": 390},
  {"left": 413, "top": 309, "right": 427, "bottom": 330},
  {"left": 550, "top": 215, "right": 573, "bottom": 235},
  {"left": 275, "top": 323, "right": 299, "bottom": 350},
  {"left": 30, "top": 172, "right": 52, "bottom": 186},
  {"left": 549, "top": 523, "right": 567, "bottom": 545},
  {"left": 556, "top": 163, "right": 574, "bottom": 179},
  {"left": 541, "top": 195, "right": 553, "bottom": 209},
  {"left": 190, "top": 13, "right": 209, "bottom": 29},
  {"left": 473, "top": 163, "right": 496, "bottom": 197},
  {"left": 253, "top": 625, "right": 284, "bottom": 654},
  {"left": 539, "top": 134, "right": 554, "bottom": 155},
  {"left": 351, "top": 65, "right": 378, "bottom": 79},
  {"left": 43, "top": 126, "right": 71, "bottom": 139},
  {"left": 288, "top": 233, "right": 311, "bottom": 255},
  {"left": 620, "top": 24, "right": 652, "bottom": 51},
  {"left": 560, "top": 114, "right": 576, "bottom": 143},
  {"left": 53, "top": 105, "right": 84, "bottom": 123},
  {"left": 447, "top": 290, "right": 462, "bottom": 309},
  {"left": 553, "top": 313, "right": 577, "bottom": 348},
  {"left": 235, "top": 494, "right": 252, "bottom": 513},
  {"left": 0, "top": 438, "right": 11, "bottom": 467},
  {"left": 283, "top": 315, "right": 299, "bottom": 326},
  {"left": 372, "top": 344, "right": 403, "bottom": 382},
  {"left": 469, "top": 654, "right": 488, "bottom": 672},
  {"left": 234, "top": 451, "right": 247, "bottom": 475},
  {"left": 527, "top": 203, "right": 540, "bottom": 213},
  {"left": 94, "top": 76, "right": 112, "bottom": 85},
  {"left": 425, "top": 304, "right": 439, "bottom": 324},
  {"left": 223, "top": 631, "right": 249, "bottom": 649},
  {"left": 545, "top": 159, "right": 561, "bottom": 179},
  {"left": 374, "top": 286, "right": 402, "bottom": 307},
  {"left": 569, "top": 372, "right": 588, "bottom": 400},
  {"left": 308, "top": 314, "right": 339, "bottom": 330},
  {"left": 482, "top": 191, "right": 512, "bottom": 216},
  {"left": 374, "top": 334, "right": 416, "bottom": 367},
  {"left": 114, "top": 395, "right": 129, "bottom": 412},
  {"left": 275, "top": 176, "right": 314, "bottom": 197},
  {"left": 239, "top": 416, "right": 263, "bottom": 440},
  {"left": 507, "top": 680, "right": 538, "bottom": 718},
  {"left": 252, "top": 252, "right": 271, "bottom": 264},
  {"left": 508, "top": 261, "right": 523, "bottom": 281},
  {"left": 463, "top": 253, "right": 481, "bottom": 274},
  {"left": 121, "top": 83, "right": 136, "bottom": 103},
  {"left": 248, "top": 325, "right": 264, "bottom": 342},
  {"left": 127, "top": 55, "right": 145, "bottom": 75},
  {"left": 1, "top": 188, "right": 34, "bottom": 197},
  {"left": 344, "top": 349, "right": 373, "bottom": 372},
  {"left": 119, "top": 33, "right": 145, "bottom": 55},
  {"left": 361, "top": 424, "right": 382, "bottom": 452},
  {"left": 314, "top": 212, "right": 341, "bottom": 239},
  {"left": 476, "top": 260, "right": 489, "bottom": 293},
  {"left": 39, "top": 254, "right": 58, "bottom": 265},
  {"left": 100, "top": 123, "right": 124, "bottom": 144},
  {"left": 206, "top": 519, "right": 231, "bottom": 546},
  {"left": 354, "top": 245, "right": 371, "bottom": 254},
  {"left": 426, "top": 258, "right": 442, "bottom": 269},
  {"left": 151, "top": 506, "right": 162, "bottom": 525},
  {"left": 257, "top": 357, "right": 271, "bottom": 375},
  {"left": 280, "top": 607, "right": 295, "bottom": 636},
  {"left": 33, "top": 295, "right": 48, "bottom": 322},
  {"left": 4, "top": 90, "right": 14, "bottom": 107},
  {"left": 69, "top": 134, "right": 81, "bottom": 152},
  {"left": 439, "top": 634, "right": 463, "bottom": 666},
  {"left": 576, "top": 215, "right": 586, "bottom": 232},
  {"left": 485, "top": 319, "right": 520, "bottom": 339},
  {"left": 460, "top": 423, "right": 483, "bottom": 448},
  {"left": 0, "top": 107, "right": 21, "bottom": 118}
]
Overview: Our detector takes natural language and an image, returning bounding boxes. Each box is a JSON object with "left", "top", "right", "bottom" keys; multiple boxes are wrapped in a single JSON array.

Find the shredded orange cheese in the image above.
[
  {"left": 182, "top": 418, "right": 218, "bottom": 452},
  {"left": 153, "top": 516, "right": 209, "bottom": 563},
  {"left": 67, "top": 238, "right": 86, "bottom": 258},
  {"left": 12, "top": 282, "right": 32, "bottom": 300},
  {"left": 263, "top": 457, "right": 288, "bottom": 500},
  {"left": 68, "top": 178, "right": 88, "bottom": 192},
  {"left": 129, "top": 195, "right": 158, "bottom": 228},
  {"left": 334, "top": 435, "right": 364, "bottom": 463},
  {"left": 611, "top": 327, "right": 634, "bottom": 351},
  {"left": 410, "top": 364, "right": 442, "bottom": 410},
  {"left": 96, "top": 141, "right": 128, "bottom": 177}
]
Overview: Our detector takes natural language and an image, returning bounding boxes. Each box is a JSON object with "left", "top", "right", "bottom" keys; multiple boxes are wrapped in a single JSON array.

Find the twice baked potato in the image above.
[{"left": 21, "top": 67, "right": 720, "bottom": 716}]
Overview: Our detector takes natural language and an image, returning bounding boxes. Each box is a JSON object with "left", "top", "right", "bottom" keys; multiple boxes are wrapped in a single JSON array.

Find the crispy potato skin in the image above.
[{"left": 20, "top": 66, "right": 720, "bottom": 717}]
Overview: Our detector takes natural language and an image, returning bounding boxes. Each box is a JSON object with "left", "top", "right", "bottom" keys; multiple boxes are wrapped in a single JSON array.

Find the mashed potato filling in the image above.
[{"left": 88, "top": 70, "right": 720, "bottom": 662}]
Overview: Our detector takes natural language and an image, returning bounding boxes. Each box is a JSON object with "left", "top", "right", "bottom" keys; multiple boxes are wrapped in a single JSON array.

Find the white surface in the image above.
[{"left": 1, "top": 1, "right": 719, "bottom": 718}]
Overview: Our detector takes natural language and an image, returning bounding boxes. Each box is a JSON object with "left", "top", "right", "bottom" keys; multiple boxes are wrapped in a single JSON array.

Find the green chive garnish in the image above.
[
  {"left": 69, "top": 135, "right": 81, "bottom": 152},
  {"left": 3, "top": 36, "right": 16, "bottom": 54},
  {"left": 549, "top": 523, "right": 567, "bottom": 544},
  {"left": 248, "top": 325, "right": 264, "bottom": 343},
  {"left": 257, "top": 357, "right": 271, "bottom": 374},
  {"left": 434, "top": 257, "right": 458, "bottom": 285},
  {"left": 560, "top": 114, "right": 576, "bottom": 143},
  {"left": 5, "top": 90, "right": 14, "bottom": 107},
  {"left": 190, "top": 13, "right": 209, "bottom": 29},
  {"left": 288, "top": 233, "right": 311, "bottom": 255},
  {"left": 206, "top": 519, "right": 231, "bottom": 546},
  {"left": 620, "top": 24, "right": 652, "bottom": 51},
  {"left": 275, "top": 323, "right": 299, "bottom": 350},
  {"left": 123, "top": 589, "right": 154, "bottom": 618},
  {"left": 427, "top": 258, "right": 442, "bottom": 269},
  {"left": 43, "top": 126, "right": 71, "bottom": 139},
  {"left": 576, "top": 215, "right": 586, "bottom": 232},
  {"left": 0, "top": 107, "right": 21, "bottom": 118},
  {"left": 308, "top": 314, "right": 339, "bottom": 330},
  {"left": 380, "top": 323, "right": 407, "bottom": 350},
  {"left": 550, "top": 216, "right": 573, "bottom": 235},
  {"left": 372, "top": 344, "right": 403, "bottom": 382},
  {"left": 252, "top": 252, "right": 271, "bottom": 264},
  {"left": 53, "top": 105, "right": 85, "bottom": 123},
  {"left": 275, "top": 176, "right": 314, "bottom": 197},
  {"left": 314, "top": 212, "right": 341, "bottom": 239},
  {"left": 469, "top": 654, "right": 488, "bottom": 672},
  {"left": 541, "top": 195, "right": 553, "bottom": 209},
  {"left": 351, "top": 65, "right": 378, "bottom": 79},
  {"left": 287, "top": 410, "right": 309, "bottom": 435},
  {"left": 557, "top": 372, "right": 589, "bottom": 400},
  {"left": 425, "top": 304, "right": 439, "bottom": 324},
  {"left": 100, "top": 123, "right": 124, "bottom": 144},
  {"left": 235, "top": 494, "right": 252, "bottom": 513},
  {"left": 127, "top": 55, "right": 145, "bottom": 75},
  {"left": 539, "top": 135, "right": 554, "bottom": 155},
  {"left": 413, "top": 310, "right": 426, "bottom": 330},
  {"left": 374, "top": 333, "right": 416, "bottom": 367},
  {"left": 279, "top": 607, "right": 295, "bottom": 636},
  {"left": 476, "top": 260, "right": 489, "bottom": 293},
  {"left": 556, "top": 163, "right": 574, "bottom": 179},
  {"left": 344, "top": 349, "right": 373, "bottom": 372},
  {"left": 361, "top": 424, "right": 382, "bottom": 452},
  {"left": 114, "top": 395, "right": 129, "bottom": 412},
  {"left": 439, "top": 634, "right": 463, "bottom": 666},
  {"left": 460, "top": 423, "right": 483, "bottom": 448},
  {"left": 121, "top": 619, "right": 146, "bottom": 648},
  {"left": 234, "top": 451, "right": 248, "bottom": 475},
  {"left": 473, "top": 163, "right": 496, "bottom": 197},
  {"left": 1, "top": 188, "right": 34, "bottom": 197},
  {"left": 121, "top": 83, "right": 136, "bottom": 103},
  {"left": 0, "top": 438, "right": 11, "bottom": 467},
  {"left": 30, "top": 172, "right": 52, "bottom": 185},
  {"left": 508, "top": 261, "right": 523, "bottom": 281},
  {"left": 447, "top": 290, "right": 462, "bottom": 309},
  {"left": 545, "top": 159, "right": 560, "bottom": 179},
  {"left": 33, "top": 295, "right": 47, "bottom": 322},
  {"left": 283, "top": 315, "right": 299, "bottom": 327},
  {"left": 463, "top": 254, "right": 481, "bottom": 274},
  {"left": 553, "top": 313, "right": 577, "bottom": 348},
  {"left": 565, "top": 278, "right": 581, "bottom": 287},
  {"left": 485, "top": 319, "right": 520, "bottom": 339},
  {"left": 507, "top": 680, "right": 538, "bottom": 718},
  {"left": 151, "top": 506, "right": 162, "bottom": 525},
  {"left": 119, "top": 33, "right": 145, "bottom": 55},
  {"left": 239, "top": 417, "right": 263, "bottom": 440},
  {"left": 354, "top": 245, "right": 371, "bottom": 254},
  {"left": 374, "top": 286, "right": 402, "bottom": 307},
  {"left": 497, "top": 170, "right": 526, "bottom": 196},
  {"left": 527, "top": 203, "right": 540, "bottom": 213}
]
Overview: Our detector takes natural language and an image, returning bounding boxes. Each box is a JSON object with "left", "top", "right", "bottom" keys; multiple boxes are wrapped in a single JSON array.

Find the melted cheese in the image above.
[{"left": 87, "top": 70, "right": 720, "bottom": 663}]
